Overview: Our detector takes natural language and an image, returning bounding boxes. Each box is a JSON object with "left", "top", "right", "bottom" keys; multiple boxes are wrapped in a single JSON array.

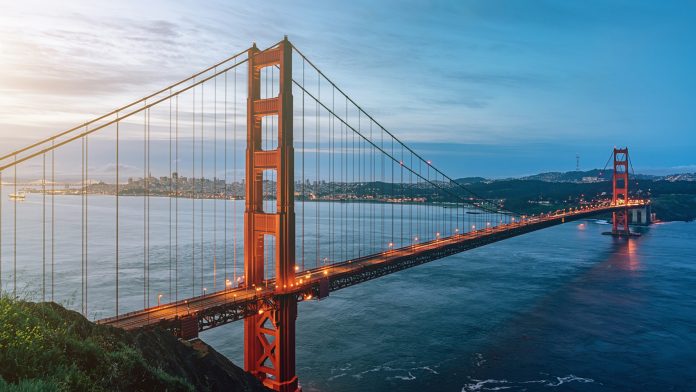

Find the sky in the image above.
[{"left": 0, "top": 0, "right": 694, "bottom": 178}]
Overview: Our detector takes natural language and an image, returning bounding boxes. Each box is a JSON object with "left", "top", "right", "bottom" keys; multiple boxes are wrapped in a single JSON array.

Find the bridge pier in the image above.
[{"left": 630, "top": 205, "right": 652, "bottom": 225}]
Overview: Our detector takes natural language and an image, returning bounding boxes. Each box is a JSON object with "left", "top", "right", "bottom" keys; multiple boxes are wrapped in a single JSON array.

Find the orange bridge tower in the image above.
[
  {"left": 612, "top": 147, "right": 630, "bottom": 236},
  {"left": 244, "top": 37, "right": 300, "bottom": 392}
]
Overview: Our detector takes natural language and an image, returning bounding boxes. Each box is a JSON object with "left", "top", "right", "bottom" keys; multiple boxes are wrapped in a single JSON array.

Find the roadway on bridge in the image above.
[{"left": 98, "top": 202, "right": 646, "bottom": 332}]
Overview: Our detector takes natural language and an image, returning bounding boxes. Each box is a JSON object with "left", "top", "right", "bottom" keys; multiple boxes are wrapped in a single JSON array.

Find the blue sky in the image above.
[{"left": 0, "top": 0, "right": 694, "bottom": 177}]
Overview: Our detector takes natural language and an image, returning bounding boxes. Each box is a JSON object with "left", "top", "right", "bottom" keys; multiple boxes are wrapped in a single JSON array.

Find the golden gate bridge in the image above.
[{"left": 0, "top": 37, "right": 648, "bottom": 391}]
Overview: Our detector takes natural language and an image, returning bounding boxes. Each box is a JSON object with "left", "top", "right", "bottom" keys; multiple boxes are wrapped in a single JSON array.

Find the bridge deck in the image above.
[{"left": 97, "top": 203, "right": 646, "bottom": 333}]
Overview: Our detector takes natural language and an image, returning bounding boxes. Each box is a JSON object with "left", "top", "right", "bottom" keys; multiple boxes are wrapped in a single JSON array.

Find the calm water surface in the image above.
[
  {"left": 1, "top": 195, "right": 694, "bottom": 391},
  {"left": 204, "top": 220, "right": 696, "bottom": 391}
]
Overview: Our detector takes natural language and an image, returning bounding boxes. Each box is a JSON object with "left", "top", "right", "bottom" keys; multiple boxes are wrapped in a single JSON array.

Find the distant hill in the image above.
[
  {"left": 664, "top": 173, "right": 696, "bottom": 182},
  {"left": 456, "top": 170, "right": 695, "bottom": 184},
  {"left": 453, "top": 176, "right": 488, "bottom": 185},
  {"left": 519, "top": 169, "right": 662, "bottom": 183}
]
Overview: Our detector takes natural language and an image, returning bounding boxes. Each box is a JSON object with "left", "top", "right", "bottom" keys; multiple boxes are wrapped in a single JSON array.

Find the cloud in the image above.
[{"left": 0, "top": 0, "right": 694, "bottom": 177}]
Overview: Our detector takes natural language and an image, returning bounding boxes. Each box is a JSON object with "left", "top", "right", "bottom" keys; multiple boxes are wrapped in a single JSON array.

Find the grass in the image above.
[{"left": 0, "top": 295, "right": 193, "bottom": 392}]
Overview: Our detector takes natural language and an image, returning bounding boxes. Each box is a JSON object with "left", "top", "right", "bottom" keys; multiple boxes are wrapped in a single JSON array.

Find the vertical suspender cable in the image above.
[
  {"left": 400, "top": 145, "right": 403, "bottom": 246},
  {"left": 345, "top": 97, "right": 348, "bottom": 258},
  {"left": 115, "top": 118, "right": 119, "bottom": 316},
  {"left": 381, "top": 130, "right": 384, "bottom": 251},
  {"left": 370, "top": 121, "right": 374, "bottom": 254},
  {"left": 147, "top": 108, "right": 150, "bottom": 307},
  {"left": 81, "top": 135, "right": 85, "bottom": 313},
  {"left": 301, "top": 59, "right": 305, "bottom": 271},
  {"left": 391, "top": 138, "right": 394, "bottom": 246},
  {"left": 316, "top": 73, "right": 319, "bottom": 267},
  {"left": 200, "top": 82, "right": 204, "bottom": 293},
  {"left": 358, "top": 111, "right": 361, "bottom": 256},
  {"left": 85, "top": 133, "right": 89, "bottom": 315},
  {"left": 192, "top": 84, "right": 196, "bottom": 297},
  {"left": 214, "top": 70, "right": 217, "bottom": 290},
  {"left": 169, "top": 90, "right": 173, "bottom": 301},
  {"left": 175, "top": 95, "right": 179, "bottom": 301},
  {"left": 0, "top": 170, "right": 2, "bottom": 291},
  {"left": 143, "top": 109, "right": 147, "bottom": 308},
  {"left": 232, "top": 67, "right": 237, "bottom": 285},
  {"left": 51, "top": 143, "right": 54, "bottom": 301},
  {"left": 330, "top": 85, "right": 334, "bottom": 264},
  {"left": 42, "top": 154, "right": 46, "bottom": 301},
  {"left": 13, "top": 157, "right": 16, "bottom": 298},
  {"left": 224, "top": 71, "right": 228, "bottom": 286}
]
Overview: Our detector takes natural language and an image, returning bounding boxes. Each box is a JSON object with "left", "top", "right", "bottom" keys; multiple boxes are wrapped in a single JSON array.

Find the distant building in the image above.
[{"left": 582, "top": 176, "right": 602, "bottom": 183}]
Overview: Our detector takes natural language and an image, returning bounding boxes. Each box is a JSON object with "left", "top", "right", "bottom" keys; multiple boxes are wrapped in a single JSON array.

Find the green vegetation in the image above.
[
  {"left": 0, "top": 296, "right": 193, "bottom": 391},
  {"left": 456, "top": 179, "right": 696, "bottom": 222},
  {"left": 650, "top": 194, "right": 696, "bottom": 222}
]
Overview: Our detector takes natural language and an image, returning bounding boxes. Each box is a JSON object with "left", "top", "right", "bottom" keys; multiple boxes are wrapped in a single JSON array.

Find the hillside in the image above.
[
  {"left": 0, "top": 297, "right": 270, "bottom": 392},
  {"left": 459, "top": 179, "right": 696, "bottom": 221},
  {"left": 455, "top": 169, "right": 696, "bottom": 184}
]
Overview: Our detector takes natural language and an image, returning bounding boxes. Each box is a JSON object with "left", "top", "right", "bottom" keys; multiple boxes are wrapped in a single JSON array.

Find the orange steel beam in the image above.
[
  {"left": 243, "top": 37, "right": 299, "bottom": 392},
  {"left": 612, "top": 148, "right": 630, "bottom": 235}
]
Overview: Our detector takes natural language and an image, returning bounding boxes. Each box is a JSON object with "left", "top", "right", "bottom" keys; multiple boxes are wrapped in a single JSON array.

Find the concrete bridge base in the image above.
[{"left": 630, "top": 205, "right": 652, "bottom": 226}]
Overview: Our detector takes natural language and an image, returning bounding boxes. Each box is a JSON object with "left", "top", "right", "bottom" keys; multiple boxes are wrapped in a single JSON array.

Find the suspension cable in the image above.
[
  {"left": 289, "top": 44, "right": 518, "bottom": 216},
  {"left": 291, "top": 81, "right": 504, "bottom": 219}
]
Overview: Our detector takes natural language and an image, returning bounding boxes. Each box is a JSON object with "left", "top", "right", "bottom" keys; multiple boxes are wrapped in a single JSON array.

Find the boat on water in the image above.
[{"left": 9, "top": 192, "right": 26, "bottom": 201}]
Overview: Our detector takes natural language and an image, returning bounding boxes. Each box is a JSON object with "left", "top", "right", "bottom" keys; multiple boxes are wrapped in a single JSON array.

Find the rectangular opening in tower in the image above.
[
  {"left": 260, "top": 115, "right": 279, "bottom": 151},
  {"left": 262, "top": 169, "right": 278, "bottom": 214},
  {"left": 263, "top": 233, "right": 276, "bottom": 283},
  {"left": 259, "top": 66, "right": 280, "bottom": 100}
]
